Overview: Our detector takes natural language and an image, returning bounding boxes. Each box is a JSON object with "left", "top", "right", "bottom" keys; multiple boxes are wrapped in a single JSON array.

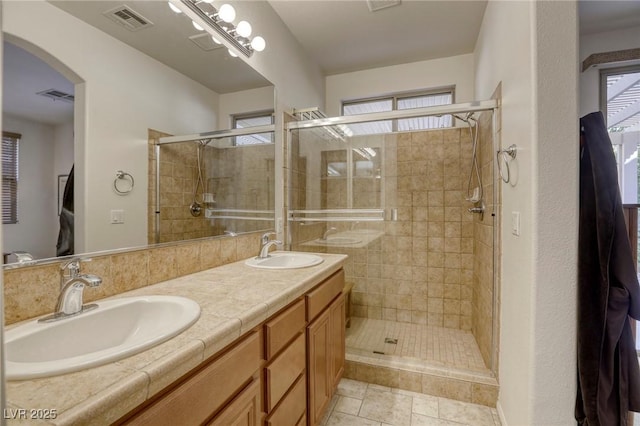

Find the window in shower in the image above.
[
  {"left": 232, "top": 110, "right": 275, "bottom": 146},
  {"left": 342, "top": 88, "right": 454, "bottom": 135}
]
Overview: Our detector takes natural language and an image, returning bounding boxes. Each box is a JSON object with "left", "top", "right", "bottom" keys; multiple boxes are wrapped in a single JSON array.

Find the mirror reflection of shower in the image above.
[{"left": 189, "top": 139, "right": 210, "bottom": 217}]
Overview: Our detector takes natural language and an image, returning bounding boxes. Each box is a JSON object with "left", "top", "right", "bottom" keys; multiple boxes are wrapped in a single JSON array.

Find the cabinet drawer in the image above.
[
  {"left": 206, "top": 378, "right": 261, "bottom": 426},
  {"left": 306, "top": 269, "right": 344, "bottom": 322},
  {"left": 265, "top": 374, "right": 306, "bottom": 426},
  {"left": 265, "top": 332, "right": 305, "bottom": 412},
  {"left": 265, "top": 299, "right": 305, "bottom": 360},
  {"left": 124, "top": 331, "right": 262, "bottom": 426}
]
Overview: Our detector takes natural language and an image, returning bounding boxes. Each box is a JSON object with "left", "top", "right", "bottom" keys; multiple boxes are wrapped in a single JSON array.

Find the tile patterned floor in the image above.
[
  {"left": 321, "top": 378, "right": 501, "bottom": 426},
  {"left": 346, "top": 318, "right": 487, "bottom": 372}
]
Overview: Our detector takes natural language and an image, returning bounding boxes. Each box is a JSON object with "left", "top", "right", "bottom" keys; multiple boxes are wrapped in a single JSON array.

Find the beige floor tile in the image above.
[
  {"left": 412, "top": 395, "right": 439, "bottom": 417},
  {"left": 337, "top": 378, "right": 368, "bottom": 399},
  {"left": 438, "top": 398, "right": 495, "bottom": 426},
  {"left": 359, "top": 386, "right": 413, "bottom": 426},
  {"left": 334, "top": 395, "right": 363, "bottom": 416},
  {"left": 411, "top": 414, "right": 464, "bottom": 426},
  {"left": 326, "top": 411, "right": 383, "bottom": 426},
  {"left": 326, "top": 378, "right": 501, "bottom": 426}
]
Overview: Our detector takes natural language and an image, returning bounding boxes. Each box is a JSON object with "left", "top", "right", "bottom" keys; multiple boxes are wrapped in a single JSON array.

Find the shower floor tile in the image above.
[{"left": 346, "top": 317, "right": 487, "bottom": 372}]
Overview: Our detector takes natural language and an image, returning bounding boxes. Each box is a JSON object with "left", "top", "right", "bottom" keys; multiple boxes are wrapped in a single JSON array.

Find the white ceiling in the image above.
[
  {"left": 578, "top": 0, "right": 640, "bottom": 35},
  {"left": 4, "top": 1, "right": 639, "bottom": 127},
  {"left": 3, "top": 42, "right": 75, "bottom": 126},
  {"left": 268, "top": 0, "right": 487, "bottom": 75}
]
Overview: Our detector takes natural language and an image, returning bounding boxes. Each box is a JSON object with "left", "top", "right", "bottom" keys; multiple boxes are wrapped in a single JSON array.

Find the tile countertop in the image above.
[{"left": 4, "top": 252, "right": 348, "bottom": 426}]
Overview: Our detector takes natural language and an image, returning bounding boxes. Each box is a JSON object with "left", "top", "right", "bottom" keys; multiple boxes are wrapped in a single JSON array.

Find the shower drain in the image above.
[{"left": 372, "top": 338, "right": 398, "bottom": 355}]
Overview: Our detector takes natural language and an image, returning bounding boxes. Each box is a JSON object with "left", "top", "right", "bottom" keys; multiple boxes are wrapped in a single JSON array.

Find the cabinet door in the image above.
[
  {"left": 207, "top": 379, "right": 261, "bottom": 426},
  {"left": 330, "top": 294, "right": 345, "bottom": 389},
  {"left": 307, "top": 308, "right": 331, "bottom": 426}
]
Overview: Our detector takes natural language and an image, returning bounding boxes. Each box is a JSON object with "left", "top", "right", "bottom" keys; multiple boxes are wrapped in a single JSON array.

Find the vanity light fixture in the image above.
[
  {"left": 168, "top": 0, "right": 266, "bottom": 57},
  {"left": 236, "top": 21, "right": 252, "bottom": 38},
  {"left": 167, "top": 1, "right": 182, "bottom": 14},
  {"left": 216, "top": 4, "right": 236, "bottom": 23}
]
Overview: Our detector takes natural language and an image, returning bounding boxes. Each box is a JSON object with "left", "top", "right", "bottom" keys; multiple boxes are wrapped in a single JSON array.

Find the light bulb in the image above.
[
  {"left": 192, "top": 20, "right": 204, "bottom": 31},
  {"left": 168, "top": 1, "right": 182, "bottom": 13},
  {"left": 228, "top": 49, "right": 238, "bottom": 58},
  {"left": 236, "top": 21, "right": 252, "bottom": 38},
  {"left": 218, "top": 4, "right": 236, "bottom": 23},
  {"left": 211, "top": 36, "right": 222, "bottom": 45},
  {"left": 251, "top": 36, "right": 266, "bottom": 52}
]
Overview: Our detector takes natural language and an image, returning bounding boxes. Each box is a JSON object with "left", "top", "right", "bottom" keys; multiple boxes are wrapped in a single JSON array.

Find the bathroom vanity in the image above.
[{"left": 4, "top": 252, "right": 347, "bottom": 426}]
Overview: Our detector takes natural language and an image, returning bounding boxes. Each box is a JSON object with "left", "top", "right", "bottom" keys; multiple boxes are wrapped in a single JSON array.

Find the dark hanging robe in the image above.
[
  {"left": 576, "top": 111, "right": 640, "bottom": 425},
  {"left": 56, "top": 165, "right": 74, "bottom": 257}
]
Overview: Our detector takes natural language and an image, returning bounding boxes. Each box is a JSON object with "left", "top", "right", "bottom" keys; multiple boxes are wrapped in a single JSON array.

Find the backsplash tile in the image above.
[{"left": 3, "top": 232, "right": 262, "bottom": 325}]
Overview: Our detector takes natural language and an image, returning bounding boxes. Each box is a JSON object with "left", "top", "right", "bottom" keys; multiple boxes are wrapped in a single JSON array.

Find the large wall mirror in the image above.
[{"left": 1, "top": 1, "right": 275, "bottom": 266}]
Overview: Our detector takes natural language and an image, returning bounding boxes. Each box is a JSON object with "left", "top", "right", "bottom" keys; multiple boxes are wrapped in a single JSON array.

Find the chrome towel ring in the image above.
[
  {"left": 114, "top": 170, "right": 134, "bottom": 195},
  {"left": 497, "top": 144, "right": 517, "bottom": 184}
]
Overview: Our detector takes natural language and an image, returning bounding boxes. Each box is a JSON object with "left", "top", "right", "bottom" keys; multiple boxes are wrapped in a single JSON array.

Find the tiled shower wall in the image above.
[
  {"left": 374, "top": 128, "right": 475, "bottom": 330},
  {"left": 472, "top": 89, "right": 501, "bottom": 369},
  {"left": 291, "top": 127, "right": 485, "bottom": 331},
  {"left": 148, "top": 130, "right": 211, "bottom": 244}
]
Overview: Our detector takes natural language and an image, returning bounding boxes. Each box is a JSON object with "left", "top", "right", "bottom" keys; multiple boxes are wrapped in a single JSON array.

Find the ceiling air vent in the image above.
[
  {"left": 36, "top": 89, "right": 75, "bottom": 103},
  {"left": 189, "top": 33, "right": 224, "bottom": 52},
  {"left": 103, "top": 5, "right": 153, "bottom": 31},
  {"left": 366, "top": 0, "right": 401, "bottom": 12}
]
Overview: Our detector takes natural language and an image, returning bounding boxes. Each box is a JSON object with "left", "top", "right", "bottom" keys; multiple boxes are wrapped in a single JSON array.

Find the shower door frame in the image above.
[
  {"left": 154, "top": 124, "right": 276, "bottom": 244},
  {"left": 284, "top": 99, "right": 501, "bottom": 374}
]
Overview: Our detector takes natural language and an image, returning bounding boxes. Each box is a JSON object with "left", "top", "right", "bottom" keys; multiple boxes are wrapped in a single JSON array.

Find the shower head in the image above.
[{"left": 453, "top": 112, "right": 476, "bottom": 123}]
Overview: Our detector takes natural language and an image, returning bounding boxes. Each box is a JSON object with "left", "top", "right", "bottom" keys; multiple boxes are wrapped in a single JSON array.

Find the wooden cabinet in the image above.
[
  {"left": 330, "top": 294, "right": 345, "bottom": 389},
  {"left": 306, "top": 270, "right": 345, "bottom": 426},
  {"left": 207, "top": 379, "right": 261, "bottom": 426},
  {"left": 307, "top": 307, "right": 332, "bottom": 425},
  {"left": 119, "top": 331, "right": 262, "bottom": 426},
  {"left": 264, "top": 299, "right": 307, "bottom": 425},
  {"left": 117, "top": 268, "right": 346, "bottom": 426}
]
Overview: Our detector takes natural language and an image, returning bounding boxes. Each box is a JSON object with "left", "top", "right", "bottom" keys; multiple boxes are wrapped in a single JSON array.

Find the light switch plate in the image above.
[
  {"left": 511, "top": 211, "right": 520, "bottom": 236},
  {"left": 111, "top": 209, "right": 125, "bottom": 224}
]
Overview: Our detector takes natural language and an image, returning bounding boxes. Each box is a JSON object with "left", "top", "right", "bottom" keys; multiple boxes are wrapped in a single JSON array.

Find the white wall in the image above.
[
  {"left": 228, "top": 1, "right": 324, "bottom": 111},
  {"left": 325, "top": 54, "right": 475, "bottom": 116},
  {"left": 2, "top": 114, "right": 59, "bottom": 259},
  {"left": 474, "top": 1, "right": 578, "bottom": 425},
  {"left": 3, "top": 0, "right": 221, "bottom": 253},
  {"left": 218, "top": 86, "right": 275, "bottom": 129},
  {"left": 53, "top": 121, "right": 74, "bottom": 181},
  {"left": 580, "top": 25, "right": 640, "bottom": 117}
]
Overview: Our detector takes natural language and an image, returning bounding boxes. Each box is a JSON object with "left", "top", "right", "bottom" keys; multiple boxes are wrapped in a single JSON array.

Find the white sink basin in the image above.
[
  {"left": 245, "top": 252, "right": 324, "bottom": 269},
  {"left": 5, "top": 295, "right": 200, "bottom": 380}
]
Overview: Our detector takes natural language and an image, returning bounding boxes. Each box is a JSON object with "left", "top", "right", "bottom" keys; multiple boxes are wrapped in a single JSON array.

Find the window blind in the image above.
[{"left": 2, "top": 131, "right": 20, "bottom": 224}]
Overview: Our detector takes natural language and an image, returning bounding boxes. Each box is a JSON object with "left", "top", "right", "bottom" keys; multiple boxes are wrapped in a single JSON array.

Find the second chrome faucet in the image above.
[{"left": 257, "top": 232, "right": 282, "bottom": 259}]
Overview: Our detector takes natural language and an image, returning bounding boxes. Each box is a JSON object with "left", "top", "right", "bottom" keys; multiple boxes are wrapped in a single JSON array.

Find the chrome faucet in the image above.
[
  {"left": 258, "top": 232, "right": 282, "bottom": 259},
  {"left": 320, "top": 227, "right": 338, "bottom": 241},
  {"left": 39, "top": 258, "right": 102, "bottom": 323}
]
